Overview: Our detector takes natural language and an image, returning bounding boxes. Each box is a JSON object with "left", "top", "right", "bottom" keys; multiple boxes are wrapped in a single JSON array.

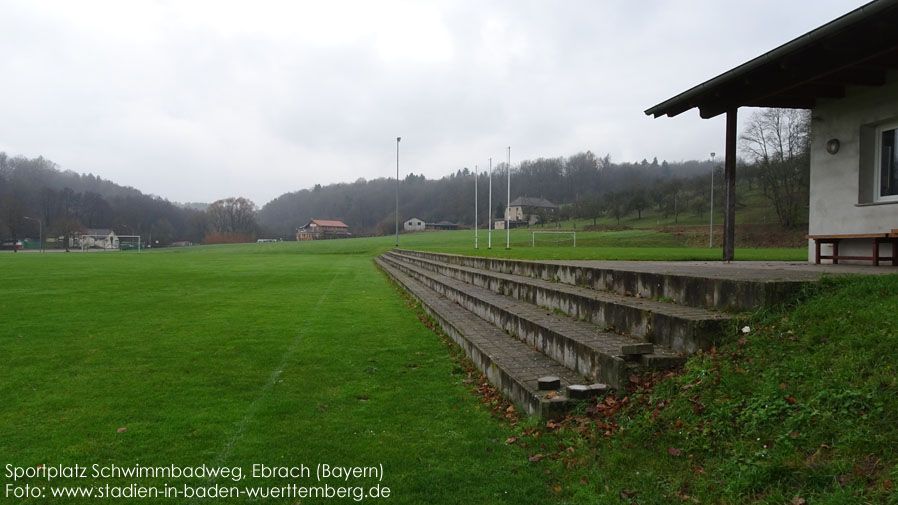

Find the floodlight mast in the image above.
[
  {"left": 474, "top": 165, "right": 478, "bottom": 249},
  {"left": 506, "top": 146, "right": 511, "bottom": 249},
  {"left": 396, "top": 136, "right": 401, "bottom": 248},
  {"left": 488, "top": 157, "right": 492, "bottom": 249}
]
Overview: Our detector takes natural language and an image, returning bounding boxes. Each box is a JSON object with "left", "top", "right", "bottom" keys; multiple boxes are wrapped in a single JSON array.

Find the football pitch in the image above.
[{"left": 2, "top": 239, "right": 568, "bottom": 504}]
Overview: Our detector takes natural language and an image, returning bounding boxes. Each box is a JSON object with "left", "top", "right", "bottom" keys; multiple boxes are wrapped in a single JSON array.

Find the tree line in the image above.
[
  {"left": 262, "top": 108, "right": 810, "bottom": 236},
  {"left": 0, "top": 154, "right": 265, "bottom": 248},
  {"left": 1, "top": 108, "right": 810, "bottom": 246},
  {"left": 259, "top": 119, "right": 810, "bottom": 239}
]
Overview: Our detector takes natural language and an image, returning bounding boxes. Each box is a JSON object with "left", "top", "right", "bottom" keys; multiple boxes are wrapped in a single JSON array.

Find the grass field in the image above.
[
  {"left": 1, "top": 242, "right": 568, "bottom": 504},
  {"left": 6, "top": 235, "right": 889, "bottom": 505}
]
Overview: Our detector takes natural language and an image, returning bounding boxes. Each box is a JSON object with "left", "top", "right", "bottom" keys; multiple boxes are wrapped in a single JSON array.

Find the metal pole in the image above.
[
  {"left": 506, "top": 146, "right": 511, "bottom": 249},
  {"left": 709, "top": 152, "right": 715, "bottom": 248},
  {"left": 488, "top": 157, "right": 492, "bottom": 249},
  {"left": 23, "top": 216, "right": 41, "bottom": 252},
  {"left": 474, "top": 165, "right": 478, "bottom": 249},
  {"left": 395, "top": 137, "right": 401, "bottom": 248}
]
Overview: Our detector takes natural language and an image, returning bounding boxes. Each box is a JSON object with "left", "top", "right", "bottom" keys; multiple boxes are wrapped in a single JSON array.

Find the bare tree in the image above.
[
  {"left": 740, "top": 108, "right": 811, "bottom": 228},
  {"left": 55, "top": 217, "right": 84, "bottom": 252},
  {"left": 603, "top": 191, "right": 626, "bottom": 225},
  {"left": 206, "top": 197, "right": 258, "bottom": 237},
  {"left": 627, "top": 188, "right": 649, "bottom": 220}
]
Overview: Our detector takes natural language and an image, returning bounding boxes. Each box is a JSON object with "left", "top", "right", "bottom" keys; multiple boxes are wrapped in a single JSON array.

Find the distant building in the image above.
[
  {"left": 505, "top": 197, "right": 558, "bottom": 226},
  {"left": 81, "top": 229, "right": 119, "bottom": 249},
  {"left": 296, "top": 219, "right": 350, "bottom": 241},
  {"left": 426, "top": 221, "right": 459, "bottom": 231},
  {"left": 403, "top": 218, "right": 425, "bottom": 231}
]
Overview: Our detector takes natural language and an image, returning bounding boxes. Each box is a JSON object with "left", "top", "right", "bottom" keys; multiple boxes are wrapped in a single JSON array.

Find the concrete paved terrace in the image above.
[{"left": 377, "top": 249, "right": 894, "bottom": 418}]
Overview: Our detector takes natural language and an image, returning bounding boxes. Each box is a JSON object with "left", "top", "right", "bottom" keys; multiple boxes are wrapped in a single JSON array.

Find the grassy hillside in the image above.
[{"left": 514, "top": 183, "right": 806, "bottom": 249}]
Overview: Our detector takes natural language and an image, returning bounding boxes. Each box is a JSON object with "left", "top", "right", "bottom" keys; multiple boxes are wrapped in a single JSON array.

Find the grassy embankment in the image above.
[
  {"left": 549, "top": 183, "right": 810, "bottom": 249},
  {"left": 552, "top": 274, "right": 898, "bottom": 504},
  {"left": 4, "top": 236, "right": 894, "bottom": 504}
]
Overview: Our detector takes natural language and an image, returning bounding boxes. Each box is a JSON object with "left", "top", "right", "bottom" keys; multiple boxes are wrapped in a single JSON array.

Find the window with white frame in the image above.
[{"left": 877, "top": 121, "right": 898, "bottom": 202}]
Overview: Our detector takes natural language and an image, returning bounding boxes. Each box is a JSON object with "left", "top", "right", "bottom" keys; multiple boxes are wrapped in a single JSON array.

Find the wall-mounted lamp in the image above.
[{"left": 825, "top": 138, "right": 840, "bottom": 155}]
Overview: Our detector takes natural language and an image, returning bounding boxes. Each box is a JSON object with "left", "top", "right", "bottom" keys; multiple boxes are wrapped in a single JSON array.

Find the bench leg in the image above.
[
  {"left": 832, "top": 241, "right": 839, "bottom": 265},
  {"left": 815, "top": 239, "right": 821, "bottom": 264},
  {"left": 874, "top": 238, "right": 880, "bottom": 267}
]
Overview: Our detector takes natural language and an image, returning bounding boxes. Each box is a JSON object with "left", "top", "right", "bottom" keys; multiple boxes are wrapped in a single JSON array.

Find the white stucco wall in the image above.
[
  {"left": 807, "top": 72, "right": 898, "bottom": 263},
  {"left": 504, "top": 206, "right": 524, "bottom": 221},
  {"left": 403, "top": 218, "right": 425, "bottom": 231}
]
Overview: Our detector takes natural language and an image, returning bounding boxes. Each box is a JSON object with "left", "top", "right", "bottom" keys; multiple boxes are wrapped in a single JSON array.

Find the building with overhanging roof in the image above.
[
  {"left": 646, "top": 0, "right": 898, "bottom": 263},
  {"left": 296, "top": 219, "right": 350, "bottom": 241}
]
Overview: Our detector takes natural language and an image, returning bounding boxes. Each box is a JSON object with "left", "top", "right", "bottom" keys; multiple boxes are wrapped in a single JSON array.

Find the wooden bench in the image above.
[{"left": 806, "top": 232, "right": 898, "bottom": 266}]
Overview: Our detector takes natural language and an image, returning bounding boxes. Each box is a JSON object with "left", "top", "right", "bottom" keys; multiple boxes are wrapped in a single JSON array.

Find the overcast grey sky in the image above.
[{"left": 0, "top": 0, "right": 869, "bottom": 205}]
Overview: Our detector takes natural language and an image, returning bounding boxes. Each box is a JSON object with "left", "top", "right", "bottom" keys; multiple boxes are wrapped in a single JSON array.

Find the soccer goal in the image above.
[
  {"left": 118, "top": 235, "right": 142, "bottom": 252},
  {"left": 531, "top": 231, "right": 576, "bottom": 248}
]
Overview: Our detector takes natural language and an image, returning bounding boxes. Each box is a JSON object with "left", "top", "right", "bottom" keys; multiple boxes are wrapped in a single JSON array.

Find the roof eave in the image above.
[{"left": 644, "top": 0, "right": 897, "bottom": 119}]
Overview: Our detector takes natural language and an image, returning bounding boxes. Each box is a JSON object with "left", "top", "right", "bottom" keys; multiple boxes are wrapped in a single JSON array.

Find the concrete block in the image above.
[
  {"left": 538, "top": 376, "right": 561, "bottom": 390},
  {"left": 621, "top": 343, "right": 654, "bottom": 355},
  {"left": 566, "top": 384, "right": 591, "bottom": 399},
  {"left": 588, "top": 383, "right": 609, "bottom": 395}
]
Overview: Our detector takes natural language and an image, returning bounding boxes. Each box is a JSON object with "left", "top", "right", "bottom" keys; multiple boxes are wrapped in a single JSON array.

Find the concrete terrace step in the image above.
[
  {"left": 385, "top": 250, "right": 729, "bottom": 353},
  {"left": 375, "top": 257, "right": 585, "bottom": 418},
  {"left": 393, "top": 249, "right": 806, "bottom": 312},
  {"left": 379, "top": 253, "right": 684, "bottom": 390}
]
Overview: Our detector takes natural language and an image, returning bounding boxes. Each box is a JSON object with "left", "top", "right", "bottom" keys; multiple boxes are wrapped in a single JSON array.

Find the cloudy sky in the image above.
[{"left": 0, "top": 0, "right": 868, "bottom": 205}]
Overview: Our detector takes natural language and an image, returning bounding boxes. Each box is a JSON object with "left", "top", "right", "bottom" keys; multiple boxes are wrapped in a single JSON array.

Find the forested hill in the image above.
[
  {"left": 259, "top": 152, "right": 717, "bottom": 237},
  {"left": 0, "top": 153, "right": 207, "bottom": 245}
]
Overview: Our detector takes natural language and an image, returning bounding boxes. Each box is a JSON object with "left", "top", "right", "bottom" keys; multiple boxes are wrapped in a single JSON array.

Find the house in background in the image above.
[
  {"left": 645, "top": 0, "right": 898, "bottom": 264},
  {"left": 296, "top": 219, "right": 350, "bottom": 241},
  {"left": 404, "top": 218, "right": 459, "bottom": 231},
  {"left": 505, "top": 196, "right": 558, "bottom": 226},
  {"left": 403, "top": 218, "right": 425, "bottom": 231},
  {"left": 426, "top": 221, "right": 459, "bottom": 231},
  {"left": 81, "top": 229, "right": 119, "bottom": 249}
]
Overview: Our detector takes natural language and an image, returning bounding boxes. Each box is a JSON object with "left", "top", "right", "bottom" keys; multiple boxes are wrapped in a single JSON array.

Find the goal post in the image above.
[
  {"left": 117, "top": 235, "right": 142, "bottom": 252},
  {"left": 531, "top": 231, "right": 576, "bottom": 248}
]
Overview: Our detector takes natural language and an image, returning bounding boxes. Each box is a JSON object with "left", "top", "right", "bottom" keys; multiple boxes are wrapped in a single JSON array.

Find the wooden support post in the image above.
[{"left": 724, "top": 108, "right": 737, "bottom": 262}]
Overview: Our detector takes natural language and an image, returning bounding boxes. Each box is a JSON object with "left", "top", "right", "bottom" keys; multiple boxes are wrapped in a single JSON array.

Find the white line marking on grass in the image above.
[{"left": 200, "top": 269, "right": 341, "bottom": 491}]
